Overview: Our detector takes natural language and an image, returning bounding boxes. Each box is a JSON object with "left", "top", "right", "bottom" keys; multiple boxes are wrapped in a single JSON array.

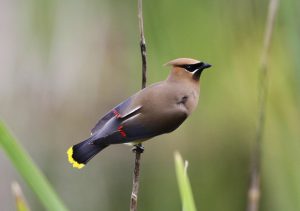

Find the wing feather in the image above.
[{"left": 91, "top": 97, "right": 132, "bottom": 135}]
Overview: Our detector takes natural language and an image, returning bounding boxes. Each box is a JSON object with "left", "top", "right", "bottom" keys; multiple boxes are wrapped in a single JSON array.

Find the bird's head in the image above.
[{"left": 165, "top": 58, "right": 211, "bottom": 81}]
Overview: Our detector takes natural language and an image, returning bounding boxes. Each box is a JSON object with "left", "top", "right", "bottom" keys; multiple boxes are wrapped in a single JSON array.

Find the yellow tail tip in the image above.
[{"left": 67, "top": 147, "right": 85, "bottom": 169}]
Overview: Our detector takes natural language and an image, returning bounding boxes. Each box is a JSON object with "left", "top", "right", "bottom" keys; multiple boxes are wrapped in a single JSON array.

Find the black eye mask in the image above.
[
  {"left": 176, "top": 62, "right": 205, "bottom": 72},
  {"left": 176, "top": 62, "right": 211, "bottom": 80}
]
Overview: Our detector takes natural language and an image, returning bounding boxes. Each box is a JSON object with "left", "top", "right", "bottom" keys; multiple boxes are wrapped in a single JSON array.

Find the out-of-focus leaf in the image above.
[
  {"left": 11, "top": 181, "right": 30, "bottom": 211},
  {"left": 0, "top": 121, "right": 68, "bottom": 211},
  {"left": 174, "top": 151, "right": 197, "bottom": 211}
]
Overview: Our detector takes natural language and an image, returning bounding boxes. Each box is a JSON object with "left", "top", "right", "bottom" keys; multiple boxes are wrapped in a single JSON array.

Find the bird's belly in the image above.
[{"left": 142, "top": 107, "right": 188, "bottom": 134}]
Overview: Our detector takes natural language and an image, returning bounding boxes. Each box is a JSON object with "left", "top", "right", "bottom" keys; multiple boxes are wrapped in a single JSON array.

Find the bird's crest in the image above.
[{"left": 164, "top": 58, "right": 201, "bottom": 67}]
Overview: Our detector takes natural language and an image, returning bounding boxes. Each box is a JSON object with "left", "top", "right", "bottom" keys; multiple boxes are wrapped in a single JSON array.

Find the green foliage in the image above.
[
  {"left": 174, "top": 152, "right": 197, "bottom": 211},
  {"left": 0, "top": 121, "right": 68, "bottom": 211}
]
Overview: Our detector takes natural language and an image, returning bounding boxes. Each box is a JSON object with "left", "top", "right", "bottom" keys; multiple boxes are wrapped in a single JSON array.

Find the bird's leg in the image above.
[{"left": 132, "top": 143, "right": 144, "bottom": 153}]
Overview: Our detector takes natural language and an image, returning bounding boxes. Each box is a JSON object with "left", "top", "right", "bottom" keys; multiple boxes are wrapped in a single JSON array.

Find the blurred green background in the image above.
[{"left": 0, "top": 0, "right": 299, "bottom": 210}]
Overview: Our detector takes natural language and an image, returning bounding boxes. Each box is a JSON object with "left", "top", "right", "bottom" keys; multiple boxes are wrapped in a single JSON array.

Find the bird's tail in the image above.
[{"left": 67, "top": 138, "right": 109, "bottom": 169}]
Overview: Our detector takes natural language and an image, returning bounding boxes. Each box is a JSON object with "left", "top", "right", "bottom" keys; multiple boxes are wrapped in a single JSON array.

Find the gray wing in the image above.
[{"left": 91, "top": 96, "right": 133, "bottom": 135}]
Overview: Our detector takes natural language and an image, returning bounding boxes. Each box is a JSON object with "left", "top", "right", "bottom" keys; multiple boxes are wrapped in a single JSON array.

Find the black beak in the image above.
[
  {"left": 200, "top": 62, "right": 212, "bottom": 70},
  {"left": 192, "top": 62, "right": 212, "bottom": 80}
]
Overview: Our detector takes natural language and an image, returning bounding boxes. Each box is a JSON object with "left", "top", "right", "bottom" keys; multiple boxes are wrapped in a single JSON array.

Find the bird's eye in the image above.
[
  {"left": 185, "top": 65, "right": 194, "bottom": 72},
  {"left": 177, "top": 64, "right": 194, "bottom": 72}
]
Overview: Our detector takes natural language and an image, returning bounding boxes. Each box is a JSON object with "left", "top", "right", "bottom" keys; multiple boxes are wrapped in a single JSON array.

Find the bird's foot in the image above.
[{"left": 132, "top": 144, "right": 144, "bottom": 153}]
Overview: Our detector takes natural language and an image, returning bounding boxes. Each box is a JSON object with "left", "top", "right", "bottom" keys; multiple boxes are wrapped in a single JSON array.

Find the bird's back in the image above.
[{"left": 124, "top": 79, "right": 199, "bottom": 135}]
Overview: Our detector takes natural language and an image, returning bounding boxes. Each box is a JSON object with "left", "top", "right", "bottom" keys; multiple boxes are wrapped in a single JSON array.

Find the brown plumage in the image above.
[{"left": 67, "top": 58, "right": 211, "bottom": 169}]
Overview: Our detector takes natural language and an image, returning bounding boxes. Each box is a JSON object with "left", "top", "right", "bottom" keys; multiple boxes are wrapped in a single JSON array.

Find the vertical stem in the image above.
[
  {"left": 130, "top": 150, "right": 142, "bottom": 211},
  {"left": 138, "top": 0, "right": 147, "bottom": 90},
  {"left": 130, "top": 0, "right": 147, "bottom": 210},
  {"left": 247, "top": 0, "right": 279, "bottom": 211}
]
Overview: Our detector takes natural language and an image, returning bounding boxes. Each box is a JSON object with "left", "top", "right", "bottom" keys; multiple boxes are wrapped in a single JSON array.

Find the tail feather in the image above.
[{"left": 67, "top": 138, "right": 108, "bottom": 169}]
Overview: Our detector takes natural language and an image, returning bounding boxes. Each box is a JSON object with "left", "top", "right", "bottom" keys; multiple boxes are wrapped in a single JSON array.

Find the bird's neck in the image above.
[{"left": 166, "top": 68, "right": 200, "bottom": 87}]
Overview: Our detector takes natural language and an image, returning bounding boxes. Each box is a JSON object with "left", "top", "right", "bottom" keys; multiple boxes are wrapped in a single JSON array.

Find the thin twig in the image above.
[
  {"left": 130, "top": 0, "right": 147, "bottom": 210},
  {"left": 247, "top": 1, "right": 279, "bottom": 211},
  {"left": 138, "top": 0, "right": 147, "bottom": 89},
  {"left": 130, "top": 149, "right": 142, "bottom": 211}
]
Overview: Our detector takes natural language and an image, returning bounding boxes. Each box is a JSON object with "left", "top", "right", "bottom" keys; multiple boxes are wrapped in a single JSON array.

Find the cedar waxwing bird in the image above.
[{"left": 67, "top": 58, "right": 211, "bottom": 169}]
